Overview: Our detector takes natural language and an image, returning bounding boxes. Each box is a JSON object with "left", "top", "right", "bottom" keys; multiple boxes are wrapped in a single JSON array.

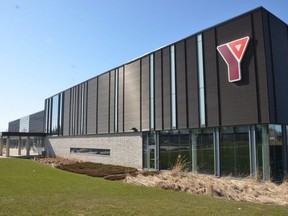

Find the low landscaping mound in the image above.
[{"left": 35, "top": 157, "right": 138, "bottom": 180}]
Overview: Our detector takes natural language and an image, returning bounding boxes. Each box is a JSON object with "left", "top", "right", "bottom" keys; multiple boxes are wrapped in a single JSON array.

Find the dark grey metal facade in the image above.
[{"left": 44, "top": 7, "right": 288, "bottom": 136}]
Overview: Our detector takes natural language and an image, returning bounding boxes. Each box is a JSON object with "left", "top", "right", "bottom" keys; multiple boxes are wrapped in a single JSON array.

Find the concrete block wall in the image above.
[{"left": 45, "top": 133, "right": 143, "bottom": 169}]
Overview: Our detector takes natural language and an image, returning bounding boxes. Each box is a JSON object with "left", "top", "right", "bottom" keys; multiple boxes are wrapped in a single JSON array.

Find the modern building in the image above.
[
  {"left": 1, "top": 111, "right": 45, "bottom": 157},
  {"left": 8, "top": 111, "right": 45, "bottom": 133},
  {"left": 6, "top": 7, "right": 288, "bottom": 181}
]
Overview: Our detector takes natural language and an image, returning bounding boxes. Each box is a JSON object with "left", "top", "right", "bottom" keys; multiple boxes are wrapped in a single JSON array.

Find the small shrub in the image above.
[{"left": 171, "top": 155, "right": 190, "bottom": 176}]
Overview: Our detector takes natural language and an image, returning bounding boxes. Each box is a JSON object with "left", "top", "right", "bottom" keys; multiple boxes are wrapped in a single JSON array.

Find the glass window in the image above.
[
  {"left": 19, "top": 115, "right": 29, "bottom": 132},
  {"left": 269, "top": 124, "right": 283, "bottom": 181},
  {"left": 191, "top": 129, "right": 214, "bottom": 174},
  {"left": 170, "top": 45, "right": 176, "bottom": 129},
  {"left": 59, "top": 93, "right": 63, "bottom": 135},
  {"left": 220, "top": 126, "right": 250, "bottom": 177},
  {"left": 197, "top": 34, "right": 206, "bottom": 127},
  {"left": 150, "top": 54, "right": 154, "bottom": 130},
  {"left": 159, "top": 130, "right": 191, "bottom": 170},
  {"left": 178, "top": 130, "right": 191, "bottom": 171},
  {"left": 256, "top": 125, "right": 269, "bottom": 181},
  {"left": 46, "top": 93, "right": 64, "bottom": 136},
  {"left": 44, "top": 99, "right": 50, "bottom": 133},
  {"left": 51, "top": 95, "right": 59, "bottom": 134},
  {"left": 71, "top": 87, "right": 76, "bottom": 135},
  {"left": 160, "top": 130, "right": 177, "bottom": 170},
  {"left": 70, "top": 147, "right": 110, "bottom": 156},
  {"left": 114, "top": 69, "right": 119, "bottom": 133}
]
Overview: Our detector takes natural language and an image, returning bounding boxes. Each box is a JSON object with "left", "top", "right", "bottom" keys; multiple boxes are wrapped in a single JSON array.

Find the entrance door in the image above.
[
  {"left": 148, "top": 145, "right": 156, "bottom": 169},
  {"left": 143, "top": 132, "right": 158, "bottom": 170}
]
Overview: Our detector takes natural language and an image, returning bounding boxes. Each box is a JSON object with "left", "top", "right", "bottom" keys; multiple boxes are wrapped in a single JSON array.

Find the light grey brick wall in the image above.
[{"left": 45, "top": 133, "right": 143, "bottom": 169}]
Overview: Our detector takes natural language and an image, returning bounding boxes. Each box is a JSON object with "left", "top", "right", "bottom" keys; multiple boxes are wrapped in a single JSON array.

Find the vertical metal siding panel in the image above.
[
  {"left": 269, "top": 14, "right": 288, "bottom": 124},
  {"left": 186, "top": 36, "right": 199, "bottom": 128},
  {"left": 118, "top": 67, "right": 124, "bottom": 132},
  {"left": 162, "top": 47, "right": 171, "bottom": 130},
  {"left": 110, "top": 70, "right": 115, "bottom": 133},
  {"left": 203, "top": 29, "right": 220, "bottom": 127},
  {"left": 83, "top": 83, "right": 86, "bottom": 134},
  {"left": 175, "top": 41, "right": 187, "bottom": 129},
  {"left": 262, "top": 11, "right": 276, "bottom": 123},
  {"left": 97, "top": 73, "right": 110, "bottom": 134},
  {"left": 86, "top": 78, "right": 97, "bottom": 134},
  {"left": 141, "top": 56, "right": 150, "bottom": 131},
  {"left": 252, "top": 11, "right": 270, "bottom": 123},
  {"left": 124, "top": 60, "right": 141, "bottom": 132},
  {"left": 155, "top": 50, "right": 163, "bottom": 130},
  {"left": 63, "top": 90, "right": 70, "bottom": 136}
]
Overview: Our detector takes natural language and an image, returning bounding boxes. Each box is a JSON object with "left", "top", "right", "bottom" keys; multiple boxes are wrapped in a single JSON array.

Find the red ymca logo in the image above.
[{"left": 217, "top": 36, "right": 250, "bottom": 82}]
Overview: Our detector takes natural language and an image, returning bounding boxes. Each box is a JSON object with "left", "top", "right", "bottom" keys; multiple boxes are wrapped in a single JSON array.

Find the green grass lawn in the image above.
[{"left": 0, "top": 158, "right": 287, "bottom": 216}]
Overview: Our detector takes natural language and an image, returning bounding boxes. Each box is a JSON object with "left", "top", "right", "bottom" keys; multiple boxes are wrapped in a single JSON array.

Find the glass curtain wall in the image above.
[{"left": 143, "top": 124, "right": 286, "bottom": 181}]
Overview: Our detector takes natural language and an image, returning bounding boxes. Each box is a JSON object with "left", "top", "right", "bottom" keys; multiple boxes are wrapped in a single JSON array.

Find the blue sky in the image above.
[{"left": 0, "top": 0, "right": 288, "bottom": 131}]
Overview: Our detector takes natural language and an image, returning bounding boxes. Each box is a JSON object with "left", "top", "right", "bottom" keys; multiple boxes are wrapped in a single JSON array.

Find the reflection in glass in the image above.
[
  {"left": 44, "top": 99, "right": 50, "bottom": 133},
  {"left": 19, "top": 115, "right": 29, "bottom": 132},
  {"left": 269, "top": 124, "right": 283, "bottom": 181},
  {"left": 159, "top": 130, "right": 191, "bottom": 170},
  {"left": 191, "top": 129, "right": 214, "bottom": 174},
  {"left": 143, "top": 132, "right": 157, "bottom": 170},
  {"left": 220, "top": 126, "right": 250, "bottom": 177},
  {"left": 45, "top": 93, "right": 63, "bottom": 136}
]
